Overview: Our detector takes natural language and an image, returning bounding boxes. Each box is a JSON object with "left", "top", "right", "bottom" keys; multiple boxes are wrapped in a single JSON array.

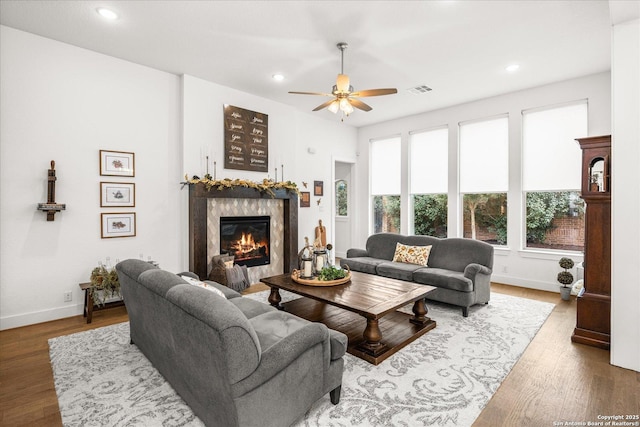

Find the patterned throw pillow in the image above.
[
  {"left": 180, "top": 275, "right": 226, "bottom": 298},
  {"left": 392, "top": 243, "right": 432, "bottom": 266}
]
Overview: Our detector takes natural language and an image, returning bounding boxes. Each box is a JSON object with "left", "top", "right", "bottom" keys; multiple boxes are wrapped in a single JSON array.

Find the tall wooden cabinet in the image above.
[{"left": 572, "top": 135, "right": 611, "bottom": 350}]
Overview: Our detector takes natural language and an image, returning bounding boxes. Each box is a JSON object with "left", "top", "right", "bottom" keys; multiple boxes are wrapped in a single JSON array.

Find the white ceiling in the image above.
[{"left": 0, "top": 0, "right": 624, "bottom": 128}]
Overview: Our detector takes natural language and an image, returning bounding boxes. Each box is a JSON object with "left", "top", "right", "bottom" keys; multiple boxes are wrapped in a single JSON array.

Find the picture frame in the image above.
[
  {"left": 101, "top": 212, "right": 136, "bottom": 238},
  {"left": 100, "top": 150, "right": 135, "bottom": 177},
  {"left": 300, "top": 192, "right": 310, "bottom": 208},
  {"left": 100, "top": 182, "right": 135, "bottom": 207},
  {"left": 314, "top": 180, "right": 324, "bottom": 196}
]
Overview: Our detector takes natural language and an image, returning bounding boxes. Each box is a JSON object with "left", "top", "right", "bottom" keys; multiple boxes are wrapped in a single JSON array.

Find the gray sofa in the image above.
[
  {"left": 340, "top": 233, "right": 494, "bottom": 317},
  {"left": 116, "top": 259, "right": 347, "bottom": 427}
]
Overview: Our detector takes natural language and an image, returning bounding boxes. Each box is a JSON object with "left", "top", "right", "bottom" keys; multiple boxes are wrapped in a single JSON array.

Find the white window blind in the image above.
[
  {"left": 459, "top": 116, "right": 509, "bottom": 193},
  {"left": 522, "top": 101, "right": 587, "bottom": 191},
  {"left": 371, "top": 136, "right": 401, "bottom": 195},
  {"left": 410, "top": 127, "right": 448, "bottom": 194}
]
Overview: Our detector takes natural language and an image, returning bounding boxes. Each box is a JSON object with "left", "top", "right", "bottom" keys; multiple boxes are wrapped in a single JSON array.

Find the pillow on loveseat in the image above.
[
  {"left": 392, "top": 242, "right": 432, "bottom": 266},
  {"left": 180, "top": 275, "right": 226, "bottom": 298}
]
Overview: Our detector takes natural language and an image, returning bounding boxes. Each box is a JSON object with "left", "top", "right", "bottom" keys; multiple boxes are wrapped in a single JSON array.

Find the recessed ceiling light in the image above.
[
  {"left": 96, "top": 8, "right": 118, "bottom": 20},
  {"left": 505, "top": 64, "right": 520, "bottom": 73},
  {"left": 272, "top": 74, "right": 285, "bottom": 82}
]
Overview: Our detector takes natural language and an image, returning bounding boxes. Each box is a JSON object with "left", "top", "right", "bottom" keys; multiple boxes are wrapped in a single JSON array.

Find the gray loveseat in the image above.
[
  {"left": 340, "top": 233, "right": 494, "bottom": 316},
  {"left": 116, "top": 259, "right": 347, "bottom": 427}
]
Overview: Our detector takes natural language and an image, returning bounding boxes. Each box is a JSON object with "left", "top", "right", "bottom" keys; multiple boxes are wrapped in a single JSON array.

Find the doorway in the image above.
[{"left": 333, "top": 160, "right": 355, "bottom": 259}]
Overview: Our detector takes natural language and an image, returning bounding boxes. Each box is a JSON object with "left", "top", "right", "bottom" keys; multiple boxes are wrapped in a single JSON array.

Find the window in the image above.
[
  {"left": 522, "top": 101, "right": 587, "bottom": 251},
  {"left": 371, "top": 136, "right": 401, "bottom": 233},
  {"left": 460, "top": 116, "right": 509, "bottom": 245},
  {"left": 335, "top": 180, "right": 348, "bottom": 216},
  {"left": 410, "top": 127, "right": 448, "bottom": 237}
]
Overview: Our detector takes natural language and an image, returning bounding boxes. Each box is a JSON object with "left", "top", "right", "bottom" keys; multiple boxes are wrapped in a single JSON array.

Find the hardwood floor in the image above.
[{"left": 1, "top": 284, "right": 637, "bottom": 427}]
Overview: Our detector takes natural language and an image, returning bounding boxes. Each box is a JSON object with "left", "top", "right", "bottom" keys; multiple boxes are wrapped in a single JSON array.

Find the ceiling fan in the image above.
[{"left": 289, "top": 42, "right": 397, "bottom": 117}]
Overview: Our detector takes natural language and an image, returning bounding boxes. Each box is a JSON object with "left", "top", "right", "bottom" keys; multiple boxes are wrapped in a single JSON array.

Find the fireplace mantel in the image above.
[{"left": 189, "top": 183, "right": 299, "bottom": 280}]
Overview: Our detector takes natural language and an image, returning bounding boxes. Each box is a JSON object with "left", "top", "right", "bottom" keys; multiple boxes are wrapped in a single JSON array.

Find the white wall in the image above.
[
  {"left": 611, "top": 18, "right": 640, "bottom": 372},
  {"left": 181, "top": 75, "right": 358, "bottom": 260},
  {"left": 0, "top": 26, "right": 183, "bottom": 329},
  {"left": 356, "top": 72, "right": 611, "bottom": 293}
]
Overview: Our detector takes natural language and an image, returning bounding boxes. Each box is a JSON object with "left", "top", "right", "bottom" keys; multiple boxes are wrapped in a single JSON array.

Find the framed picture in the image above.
[
  {"left": 100, "top": 182, "right": 135, "bottom": 207},
  {"left": 100, "top": 150, "right": 135, "bottom": 177},
  {"left": 101, "top": 212, "right": 136, "bottom": 238},
  {"left": 314, "top": 181, "right": 323, "bottom": 196},
  {"left": 300, "top": 192, "right": 310, "bottom": 208}
]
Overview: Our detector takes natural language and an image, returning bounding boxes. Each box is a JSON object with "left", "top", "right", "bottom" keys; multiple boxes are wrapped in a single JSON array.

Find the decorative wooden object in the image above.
[
  {"left": 571, "top": 135, "right": 611, "bottom": 350},
  {"left": 37, "top": 160, "right": 66, "bottom": 221}
]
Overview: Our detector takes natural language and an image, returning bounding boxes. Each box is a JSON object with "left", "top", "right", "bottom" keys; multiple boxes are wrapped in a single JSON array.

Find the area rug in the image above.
[{"left": 49, "top": 292, "right": 554, "bottom": 427}]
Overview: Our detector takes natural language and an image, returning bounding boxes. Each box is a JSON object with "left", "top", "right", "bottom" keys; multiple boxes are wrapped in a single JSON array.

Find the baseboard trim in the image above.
[
  {"left": 490, "top": 274, "right": 560, "bottom": 293},
  {"left": 0, "top": 303, "right": 84, "bottom": 331}
]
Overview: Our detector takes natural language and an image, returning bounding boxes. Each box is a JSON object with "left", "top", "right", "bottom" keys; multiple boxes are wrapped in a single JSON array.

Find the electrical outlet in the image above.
[{"left": 63, "top": 291, "right": 72, "bottom": 302}]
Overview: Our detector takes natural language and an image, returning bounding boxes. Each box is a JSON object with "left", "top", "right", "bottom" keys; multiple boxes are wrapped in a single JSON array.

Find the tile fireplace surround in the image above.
[
  {"left": 208, "top": 198, "right": 283, "bottom": 284},
  {"left": 188, "top": 183, "right": 299, "bottom": 284}
]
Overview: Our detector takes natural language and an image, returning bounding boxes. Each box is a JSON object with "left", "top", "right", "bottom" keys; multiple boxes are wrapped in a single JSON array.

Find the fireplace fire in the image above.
[{"left": 220, "top": 216, "right": 270, "bottom": 267}]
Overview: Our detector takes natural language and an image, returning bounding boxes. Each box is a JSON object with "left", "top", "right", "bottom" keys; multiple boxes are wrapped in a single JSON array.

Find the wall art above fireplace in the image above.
[
  {"left": 220, "top": 216, "right": 270, "bottom": 268},
  {"left": 223, "top": 104, "right": 268, "bottom": 173}
]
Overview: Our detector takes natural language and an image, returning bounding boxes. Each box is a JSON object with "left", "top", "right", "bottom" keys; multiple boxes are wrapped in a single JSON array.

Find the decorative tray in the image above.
[{"left": 291, "top": 266, "right": 351, "bottom": 287}]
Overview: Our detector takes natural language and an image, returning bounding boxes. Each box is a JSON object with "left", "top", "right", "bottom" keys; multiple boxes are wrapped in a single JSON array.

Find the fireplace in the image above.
[{"left": 220, "top": 216, "right": 270, "bottom": 267}]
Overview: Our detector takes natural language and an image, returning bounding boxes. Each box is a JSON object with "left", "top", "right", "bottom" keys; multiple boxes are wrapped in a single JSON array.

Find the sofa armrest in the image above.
[
  {"left": 231, "top": 322, "right": 330, "bottom": 397},
  {"left": 346, "top": 248, "right": 368, "bottom": 258},
  {"left": 464, "top": 263, "right": 492, "bottom": 280}
]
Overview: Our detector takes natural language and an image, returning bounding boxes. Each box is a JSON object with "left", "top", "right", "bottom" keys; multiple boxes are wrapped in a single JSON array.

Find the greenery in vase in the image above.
[{"left": 90, "top": 265, "right": 121, "bottom": 306}]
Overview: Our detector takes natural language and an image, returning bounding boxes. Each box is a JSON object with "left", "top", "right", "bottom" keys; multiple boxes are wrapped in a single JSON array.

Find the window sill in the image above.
[{"left": 518, "top": 248, "right": 584, "bottom": 261}]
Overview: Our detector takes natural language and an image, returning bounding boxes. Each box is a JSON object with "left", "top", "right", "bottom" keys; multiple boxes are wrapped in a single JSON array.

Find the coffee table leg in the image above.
[
  {"left": 358, "top": 318, "right": 386, "bottom": 356},
  {"left": 268, "top": 287, "right": 283, "bottom": 310},
  {"left": 410, "top": 298, "right": 429, "bottom": 325}
]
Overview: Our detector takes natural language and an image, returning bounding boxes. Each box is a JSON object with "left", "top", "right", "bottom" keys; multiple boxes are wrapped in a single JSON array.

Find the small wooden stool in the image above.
[{"left": 79, "top": 282, "right": 125, "bottom": 323}]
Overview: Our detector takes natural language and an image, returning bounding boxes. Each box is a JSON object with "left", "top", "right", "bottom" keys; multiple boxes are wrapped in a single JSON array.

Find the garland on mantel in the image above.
[{"left": 182, "top": 174, "right": 300, "bottom": 198}]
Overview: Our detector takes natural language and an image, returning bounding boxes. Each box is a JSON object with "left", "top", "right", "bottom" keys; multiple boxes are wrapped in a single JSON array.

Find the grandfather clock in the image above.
[{"left": 572, "top": 135, "right": 611, "bottom": 350}]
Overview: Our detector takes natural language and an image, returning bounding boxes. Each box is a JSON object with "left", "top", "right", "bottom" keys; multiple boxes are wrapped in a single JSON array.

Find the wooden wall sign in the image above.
[{"left": 223, "top": 104, "right": 268, "bottom": 172}]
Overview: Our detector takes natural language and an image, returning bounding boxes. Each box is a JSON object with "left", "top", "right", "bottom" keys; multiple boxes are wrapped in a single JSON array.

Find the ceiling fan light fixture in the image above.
[
  {"left": 342, "top": 101, "right": 354, "bottom": 115},
  {"left": 336, "top": 74, "right": 350, "bottom": 93},
  {"left": 328, "top": 100, "right": 340, "bottom": 114}
]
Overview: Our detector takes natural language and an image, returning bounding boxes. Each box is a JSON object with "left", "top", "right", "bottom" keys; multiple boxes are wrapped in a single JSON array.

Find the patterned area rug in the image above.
[{"left": 49, "top": 292, "right": 554, "bottom": 427}]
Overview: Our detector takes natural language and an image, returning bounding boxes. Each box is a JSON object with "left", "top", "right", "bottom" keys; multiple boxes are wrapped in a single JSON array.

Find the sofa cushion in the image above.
[
  {"left": 365, "top": 233, "right": 403, "bottom": 260},
  {"left": 138, "top": 269, "right": 188, "bottom": 298},
  {"left": 340, "top": 257, "right": 385, "bottom": 275},
  {"left": 413, "top": 268, "right": 474, "bottom": 292},
  {"left": 392, "top": 243, "right": 432, "bottom": 266},
  {"left": 427, "top": 238, "right": 494, "bottom": 272},
  {"left": 249, "top": 311, "right": 312, "bottom": 352},
  {"left": 230, "top": 297, "right": 277, "bottom": 319},
  {"left": 376, "top": 261, "right": 424, "bottom": 282}
]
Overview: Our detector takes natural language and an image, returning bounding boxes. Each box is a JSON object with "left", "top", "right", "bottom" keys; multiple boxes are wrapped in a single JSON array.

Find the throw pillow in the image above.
[
  {"left": 179, "top": 275, "right": 226, "bottom": 298},
  {"left": 392, "top": 242, "right": 432, "bottom": 266},
  {"left": 212, "top": 254, "right": 234, "bottom": 267}
]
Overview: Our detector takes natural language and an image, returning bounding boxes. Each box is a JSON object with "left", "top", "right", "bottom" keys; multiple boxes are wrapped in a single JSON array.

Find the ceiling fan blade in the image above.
[
  {"left": 349, "top": 98, "right": 372, "bottom": 112},
  {"left": 288, "top": 91, "right": 333, "bottom": 96},
  {"left": 312, "top": 99, "right": 338, "bottom": 111},
  {"left": 350, "top": 88, "right": 398, "bottom": 97}
]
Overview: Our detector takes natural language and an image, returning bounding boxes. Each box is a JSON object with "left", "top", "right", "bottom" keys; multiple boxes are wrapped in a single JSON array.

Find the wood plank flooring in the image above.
[{"left": 1, "top": 284, "right": 637, "bottom": 427}]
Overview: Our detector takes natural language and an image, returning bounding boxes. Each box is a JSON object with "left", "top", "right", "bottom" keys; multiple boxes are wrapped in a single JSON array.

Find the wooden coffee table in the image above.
[{"left": 260, "top": 271, "right": 437, "bottom": 365}]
